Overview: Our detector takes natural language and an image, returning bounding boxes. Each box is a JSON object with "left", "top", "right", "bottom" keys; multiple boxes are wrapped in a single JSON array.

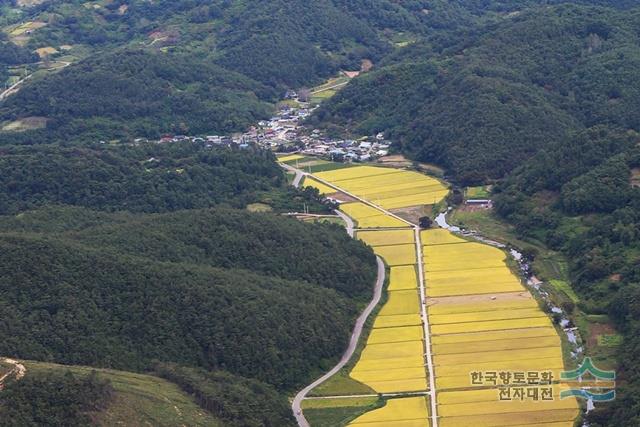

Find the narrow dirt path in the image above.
[{"left": 0, "top": 358, "right": 26, "bottom": 388}]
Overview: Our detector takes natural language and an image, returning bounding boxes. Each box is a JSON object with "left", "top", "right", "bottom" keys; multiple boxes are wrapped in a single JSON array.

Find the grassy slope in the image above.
[
  {"left": 303, "top": 397, "right": 382, "bottom": 426},
  {"left": 24, "top": 361, "right": 221, "bottom": 427}
]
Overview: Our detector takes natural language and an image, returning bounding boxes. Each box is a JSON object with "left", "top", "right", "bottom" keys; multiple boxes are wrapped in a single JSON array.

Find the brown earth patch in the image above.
[
  {"left": 391, "top": 205, "right": 430, "bottom": 224},
  {"left": 331, "top": 192, "right": 357, "bottom": 203},
  {"left": 631, "top": 168, "right": 640, "bottom": 187},
  {"left": 588, "top": 323, "right": 616, "bottom": 349},
  {"left": 427, "top": 291, "right": 533, "bottom": 308},
  {"left": 457, "top": 204, "right": 492, "bottom": 213}
]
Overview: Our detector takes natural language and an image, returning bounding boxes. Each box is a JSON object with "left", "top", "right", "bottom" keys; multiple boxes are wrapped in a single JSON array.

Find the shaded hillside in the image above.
[
  {"left": 4, "top": 360, "right": 292, "bottom": 427},
  {"left": 0, "top": 370, "right": 113, "bottom": 427},
  {"left": 0, "top": 207, "right": 376, "bottom": 389},
  {"left": 493, "top": 127, "right": 640, "bottom": 426},
  {"left": 0, "top": 143, "right": 327, "bottom": 214},
  {"left": 0, "top": 50, "right": 276, "bottom": 142},
  {"left": 312, "top": 4, "right": 640, "bottom": 183},
  {"left": 0, "top": 206, "right": 375, "bottom": 298}
]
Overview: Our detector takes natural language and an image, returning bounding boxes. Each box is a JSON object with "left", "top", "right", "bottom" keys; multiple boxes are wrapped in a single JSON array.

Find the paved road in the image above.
[
  {"left": 414, "top": 227, "right": 439, "bottom": 427},
  {"left": 292, "top": 256, "right": 386, "bottom": 427},
  {"left": 0, "top": 61, "right": 70, "bottom": 101},
  {"left": 334, "top": 210, "right": 355, "bottom": 237},
  {"left": 280, "top": 162, "right": 305, "bottom": 188}
]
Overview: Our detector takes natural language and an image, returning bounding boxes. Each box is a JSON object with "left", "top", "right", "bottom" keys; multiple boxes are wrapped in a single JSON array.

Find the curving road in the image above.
[
  {"left": 292, "top": 256, "right": 386, "bottom": 427},
  {"left": 334, "top": 209, "right": 355, "bottom": 237},
  {"left": 279, "top": 162, "right": 305, "bottom": 188}
]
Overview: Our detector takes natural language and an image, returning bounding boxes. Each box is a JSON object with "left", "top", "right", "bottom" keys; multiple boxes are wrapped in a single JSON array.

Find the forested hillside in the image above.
[
  {"left": 0, "top": 50, "right": 275, "bottom": 142},
  {"left": 0, "top": 0, "right": 440, "bottom": 141},
  {"left": 0, "top": 140, "right": 377, "bottom": 423},
  {"left": 0, "top": 221, "right": 368, "bottom": 387},
  {"left": 312, "top": 4, "right": 640, "bottom": 183},
  {"left": 0, "top": 143, "right": 328, "bottom": 214},
  {"left": 6, "top": 0, "right": 628, "bottom": 142},
  {"left": 493, "top": 127, "right": 640, "bottom": 426},
  {"left": 310, "top": 3, "right": 640, "bottom": 425},
  {"left": 3, "top": 1, "right": 640, "bottom": 425}
]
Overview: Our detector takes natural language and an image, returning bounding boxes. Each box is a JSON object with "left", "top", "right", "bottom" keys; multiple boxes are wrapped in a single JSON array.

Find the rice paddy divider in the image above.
[{"left": 415, "top": 227, "right": 439, "bottom": 427}]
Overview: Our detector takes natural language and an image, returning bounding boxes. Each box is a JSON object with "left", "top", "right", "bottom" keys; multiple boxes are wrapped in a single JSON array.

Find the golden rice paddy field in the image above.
[
  {"left": 348, "top": 396, "right": 430, "bottom": 427},
  {"left": 277, "top": 154, "right": 305, "bottom": 163},
  {"left": 302, "top": 177, "right": 337, "bottom": 195},
  {"left": 341, "top": 202, "right": 408, "bottom": 228},
  {"left": 349, "top": 228, "right": 427, "bottom": 395},
  {"left": 315, "top": 166, "right": 448, "bottom": 210},
  {"left": 422, "top": 228, "right": 578, "bottom": 426},
  {"left": 300, "top": 164, "right": 576, "bottom": 427}
]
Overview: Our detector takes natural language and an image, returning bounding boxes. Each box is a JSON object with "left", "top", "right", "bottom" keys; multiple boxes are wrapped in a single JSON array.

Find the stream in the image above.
[{"left": 435, "top": 209, "right": 585, "bottom": 364}]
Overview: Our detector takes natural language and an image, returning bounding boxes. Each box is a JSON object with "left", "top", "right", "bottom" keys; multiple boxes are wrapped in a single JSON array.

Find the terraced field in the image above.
[
  {"left": 352, "top": 229, "right": 426, "bottom": 395},
  {"left": 423, "top": 229, "right": 580, "bottom": 426},
  {"left": 293, "top": 163, "right": 578, "bottom": 427},
  {"left": 314, "top": 166, "right": 448, "bottom": 210}
]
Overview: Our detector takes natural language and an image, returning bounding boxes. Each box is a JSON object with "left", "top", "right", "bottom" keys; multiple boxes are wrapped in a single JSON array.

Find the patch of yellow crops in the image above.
[
  {"left": 426, "top": 266, "right": 518, "bottom": 285},
  {"left": 431, "top": 327, "right": 558, "bottom": 345},
  {"left": 351, "top": 356, "right": 424, "bottom": 372},
  {"left": 363, "top": 378, "right": 429, "bottom": 394},
  {"left": 379, "top": 290, "right": 420, "bottom": 315},
  {"left": 301, "top": 396, "right": 378, "bottom": 409},
  {"left": 277, "top": 154, "right": 304, "bottom": 162},
  {"left": 357, "top": 229, "right": 415, "bottom": 246},
  {"left": 359, "top": 179, "right": 444, "bottom": 196},
  {"left": 377, "top": 190, "right": 450, "bottom": 209},
  {"left": 373, "top": 313, "right": 422, "bottom": 328},
  {"left": 351, "top": 420, "right": 429, "bottom": 427},
  {"left": 424, "top": 244, "right": 506, "bottom": 262},
  {"left": 302, "top": 177, "right": 336, "bottom": 195},
  {"left": 439, "top": 386, "right": 573, "bottom": 405},
  {"left": 367, "top": 325, "right": 423, "bottom": 344},
  {"left": 389, "top": 265, "right": 418, "bottom": 291},
  {"left": 339, "top": 201, "right": 385, "bottom": 219},
  {"left": 340, "top": 202, "right": 408, "bottom": 228},
  {"left": 316, "top": 165, "right": 401, "bottom": 182},
  {"left": 362, "top": 183, "right": 446, "bottom": 200},
  {"left": 438, "top": 409, "right": 579, "bottom": 427},
  {"left": 428, "top": 297, "right": 537, "bottom": 315},
  {"left": 358, "top": 340, "right": 424, "bottom": 360},
  {"left": 427, "top": 282, "right": 524, "bottom": 298},
  {"left": 431, "top": 317, "right": 552, "bottom": 335},
  {"left": 351, "top": 367, "right": 426, "bottom": 383},
  {"left": 430, "top": 308, "right": 547, "bottom": 325},
  {"left": 374, "top": 244, "right": 417, "bottom": 266},
  {"left": 349, "top": 396, "right": 429, "bottom": 425},
  {"left": 422, "top": 229, "right": 467, "bottom": 245},
  {"left": 420, "top": 228, "right": 575, "bottom": 425},
  {"left": 424, "top": 249, "right": 505, "bottom": 264},
  {"left": 323, "top": 169, "right": 422, "bottom": 189},
  {"left": 436, "top": 357, "right": 566, "bottom": 378},
  {"left": 433, "top": 335, "right": 560, "bottom": 355},
  {"left": 434, "top": 346, "right": 561, "bottom": 366},
  {"left": 438, "top": 395, "right": 578, "bottom": 417}
]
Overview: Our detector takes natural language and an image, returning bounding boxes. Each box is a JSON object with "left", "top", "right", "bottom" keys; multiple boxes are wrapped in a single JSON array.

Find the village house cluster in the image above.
[
  {"left": 250, "top": 103, "right": 392, "bottom": 162},
  {"left": 133, "top": 100, "right": 392, "bottom": 163}
]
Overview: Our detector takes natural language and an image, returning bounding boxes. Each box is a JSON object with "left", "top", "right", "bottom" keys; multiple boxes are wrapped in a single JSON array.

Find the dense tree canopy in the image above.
[
  {"left": 494, "top": 127, "right": 640, "bottom": 425},
  {"left": 0, "top": 206, "right": 376, "bottom": 389},
  {"left": 0, "top": 371, "right": 113, "bottom": 427},
  {"left": 312, "top": 4, "right": 640, "bottom": 183},
  {"left": 0, "top": 143, "right": 329, "bottom": 214}
]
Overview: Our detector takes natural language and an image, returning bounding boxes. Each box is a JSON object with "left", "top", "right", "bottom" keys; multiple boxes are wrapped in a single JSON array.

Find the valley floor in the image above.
[{"left": 285, "top": 159, "right": 581, "bottom": 427}]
